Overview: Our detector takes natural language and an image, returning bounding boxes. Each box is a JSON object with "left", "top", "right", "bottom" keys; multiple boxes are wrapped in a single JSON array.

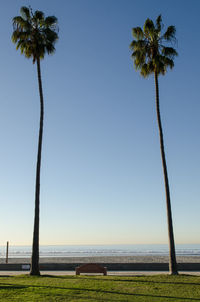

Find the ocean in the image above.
[{"left": 0, "top": 244, "right": 200, "bottom": 258}]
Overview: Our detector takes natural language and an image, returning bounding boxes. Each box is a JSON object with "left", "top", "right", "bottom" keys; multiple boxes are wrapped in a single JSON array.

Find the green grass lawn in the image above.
[{"left": 0, "top": 274, "right": 200, "bottom": 301}]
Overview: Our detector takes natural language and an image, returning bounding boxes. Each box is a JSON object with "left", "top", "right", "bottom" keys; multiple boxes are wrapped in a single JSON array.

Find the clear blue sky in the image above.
[{"left": 0, "top": 0, "right": 199, "bottom": 246}]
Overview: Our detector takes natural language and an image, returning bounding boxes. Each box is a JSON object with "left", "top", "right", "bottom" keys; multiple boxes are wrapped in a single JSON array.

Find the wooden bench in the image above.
[{"left": 75, "top": 263, "right": 107, "bottom": 275}]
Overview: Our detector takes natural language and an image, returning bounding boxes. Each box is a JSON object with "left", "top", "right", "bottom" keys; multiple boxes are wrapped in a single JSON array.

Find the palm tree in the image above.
[
  {"left": 12, "top": 6, "right": 58, "bottom": 276},
  {"left": 130, "top": 15, "right": 178, "bottom": 275}
]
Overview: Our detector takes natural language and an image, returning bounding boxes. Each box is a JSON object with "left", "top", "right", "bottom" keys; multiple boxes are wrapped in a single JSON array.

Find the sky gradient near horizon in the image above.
[{"left": 0, "top": 0, "right": 199, "bottom": 246}]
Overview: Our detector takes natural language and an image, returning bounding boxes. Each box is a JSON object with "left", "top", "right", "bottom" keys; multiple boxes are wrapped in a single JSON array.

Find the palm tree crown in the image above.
[
  {"left": 12, "top": 6, "right": 58, "bottom": 63},
  {"left": 130, "top": 15, "right": 177, "bottom": 77}
]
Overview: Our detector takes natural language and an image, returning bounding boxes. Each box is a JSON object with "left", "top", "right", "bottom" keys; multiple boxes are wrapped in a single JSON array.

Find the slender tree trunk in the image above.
[
  {"left": 30, "top": 58, "right": 44, "bottom": 276},
  {"left": 154, "top": 71, "right": 178, "bottom": 275}
]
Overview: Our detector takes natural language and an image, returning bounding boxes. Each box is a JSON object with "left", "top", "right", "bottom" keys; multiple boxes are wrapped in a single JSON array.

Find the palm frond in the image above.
[
  {"left": 143, "top": 18, "right": 154, "bottom": 37},
  {"left": 132, "top": 27, "right": 144, "bottom": 40},
  {"left": 156, "top": 15, "right": 162, "bottom": 31},
  {"left": 20, "top": 7, "right": 30, "bottom": 20},
  {"left": 129, "top": 40, "right": 136, "bottom": 50},
  {"left": 162, "top": 47, "right": 178, "bottom": 58},
  {"left": 12, "top": 16, "right": 29, "bottom": 30},
  {"left": 163, "top": 25, "right": 176, "bottom": 41},
  {"left": 44, "top": 28, "right": 58, "bottom": 43},
  {"left": 162, "top": 57, "right": 174, "bottom": 69},
  {"left": 45, "top": 43, "right": 55, "bottom": 55},
  {"left": 140, "top": 63, "right": 149, "bottom": 77},
  {"left": 134, "top": 59, "right": 144, "bottom": 70},
  {"left": 12, "top": 30, "right": 19, "bottom": 43},
  {"left": 132, "top": 49, "right": 146, "bottom": 65},
  {"left": 34, "top": 10, "right": 44, "bottom": 21},
  {"left": 12, "top": 30, "right": 31, "bottom": 43},
  {"left": 153, "top": 55, "right": 165, "bottom": 72},
  {"left": 148, "top": 61, "right": 155, "bottom": 73},
  {"left": 140, "top": 62, "right": 154, "bottom": 77},
  {"left": 13, "top": 16, "right": 24, "bottom": 25},
  {"left": 45, "top": 16, "right": 58, "bottom": 26},
  {"left": 130, "top": 39, "right": 147, "bottom": 51}
]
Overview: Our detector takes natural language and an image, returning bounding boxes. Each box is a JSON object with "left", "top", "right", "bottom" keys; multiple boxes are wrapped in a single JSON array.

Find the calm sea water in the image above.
[{"left": 0, "top": 244, "right": 200, "bottom": 258}]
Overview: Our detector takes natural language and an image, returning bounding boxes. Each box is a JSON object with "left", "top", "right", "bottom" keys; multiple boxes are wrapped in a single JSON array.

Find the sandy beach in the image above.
[{"left": 1, "top": 255, "right": 200, "bottom": 264}]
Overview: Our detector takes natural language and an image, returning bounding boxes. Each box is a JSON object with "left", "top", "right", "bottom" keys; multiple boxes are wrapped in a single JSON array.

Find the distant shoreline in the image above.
[{"left": 1, "top": 255, "right": 200, "bottom": 264}]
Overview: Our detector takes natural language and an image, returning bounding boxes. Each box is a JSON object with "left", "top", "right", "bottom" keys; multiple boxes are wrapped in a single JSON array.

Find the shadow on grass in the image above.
[
  {"left": 0, "top": 281, "right": 200, "bottom": 301},
  {"left": 2, "top": 274, "right": 200, "bottom": 286},
  {"left": 73, "top": 275, "right": 200, "bottom": 286},
  {"left": 0, "top": 284, "right": 27, "bottom": 289}
]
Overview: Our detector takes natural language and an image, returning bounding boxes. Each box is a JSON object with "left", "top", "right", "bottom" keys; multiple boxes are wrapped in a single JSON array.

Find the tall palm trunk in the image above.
[
  {"left": 30, "top": 58, "right": 44, "bottom": 276},
  {"left": 154, "top": 71, "right": 178, "bottom": 275}
]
